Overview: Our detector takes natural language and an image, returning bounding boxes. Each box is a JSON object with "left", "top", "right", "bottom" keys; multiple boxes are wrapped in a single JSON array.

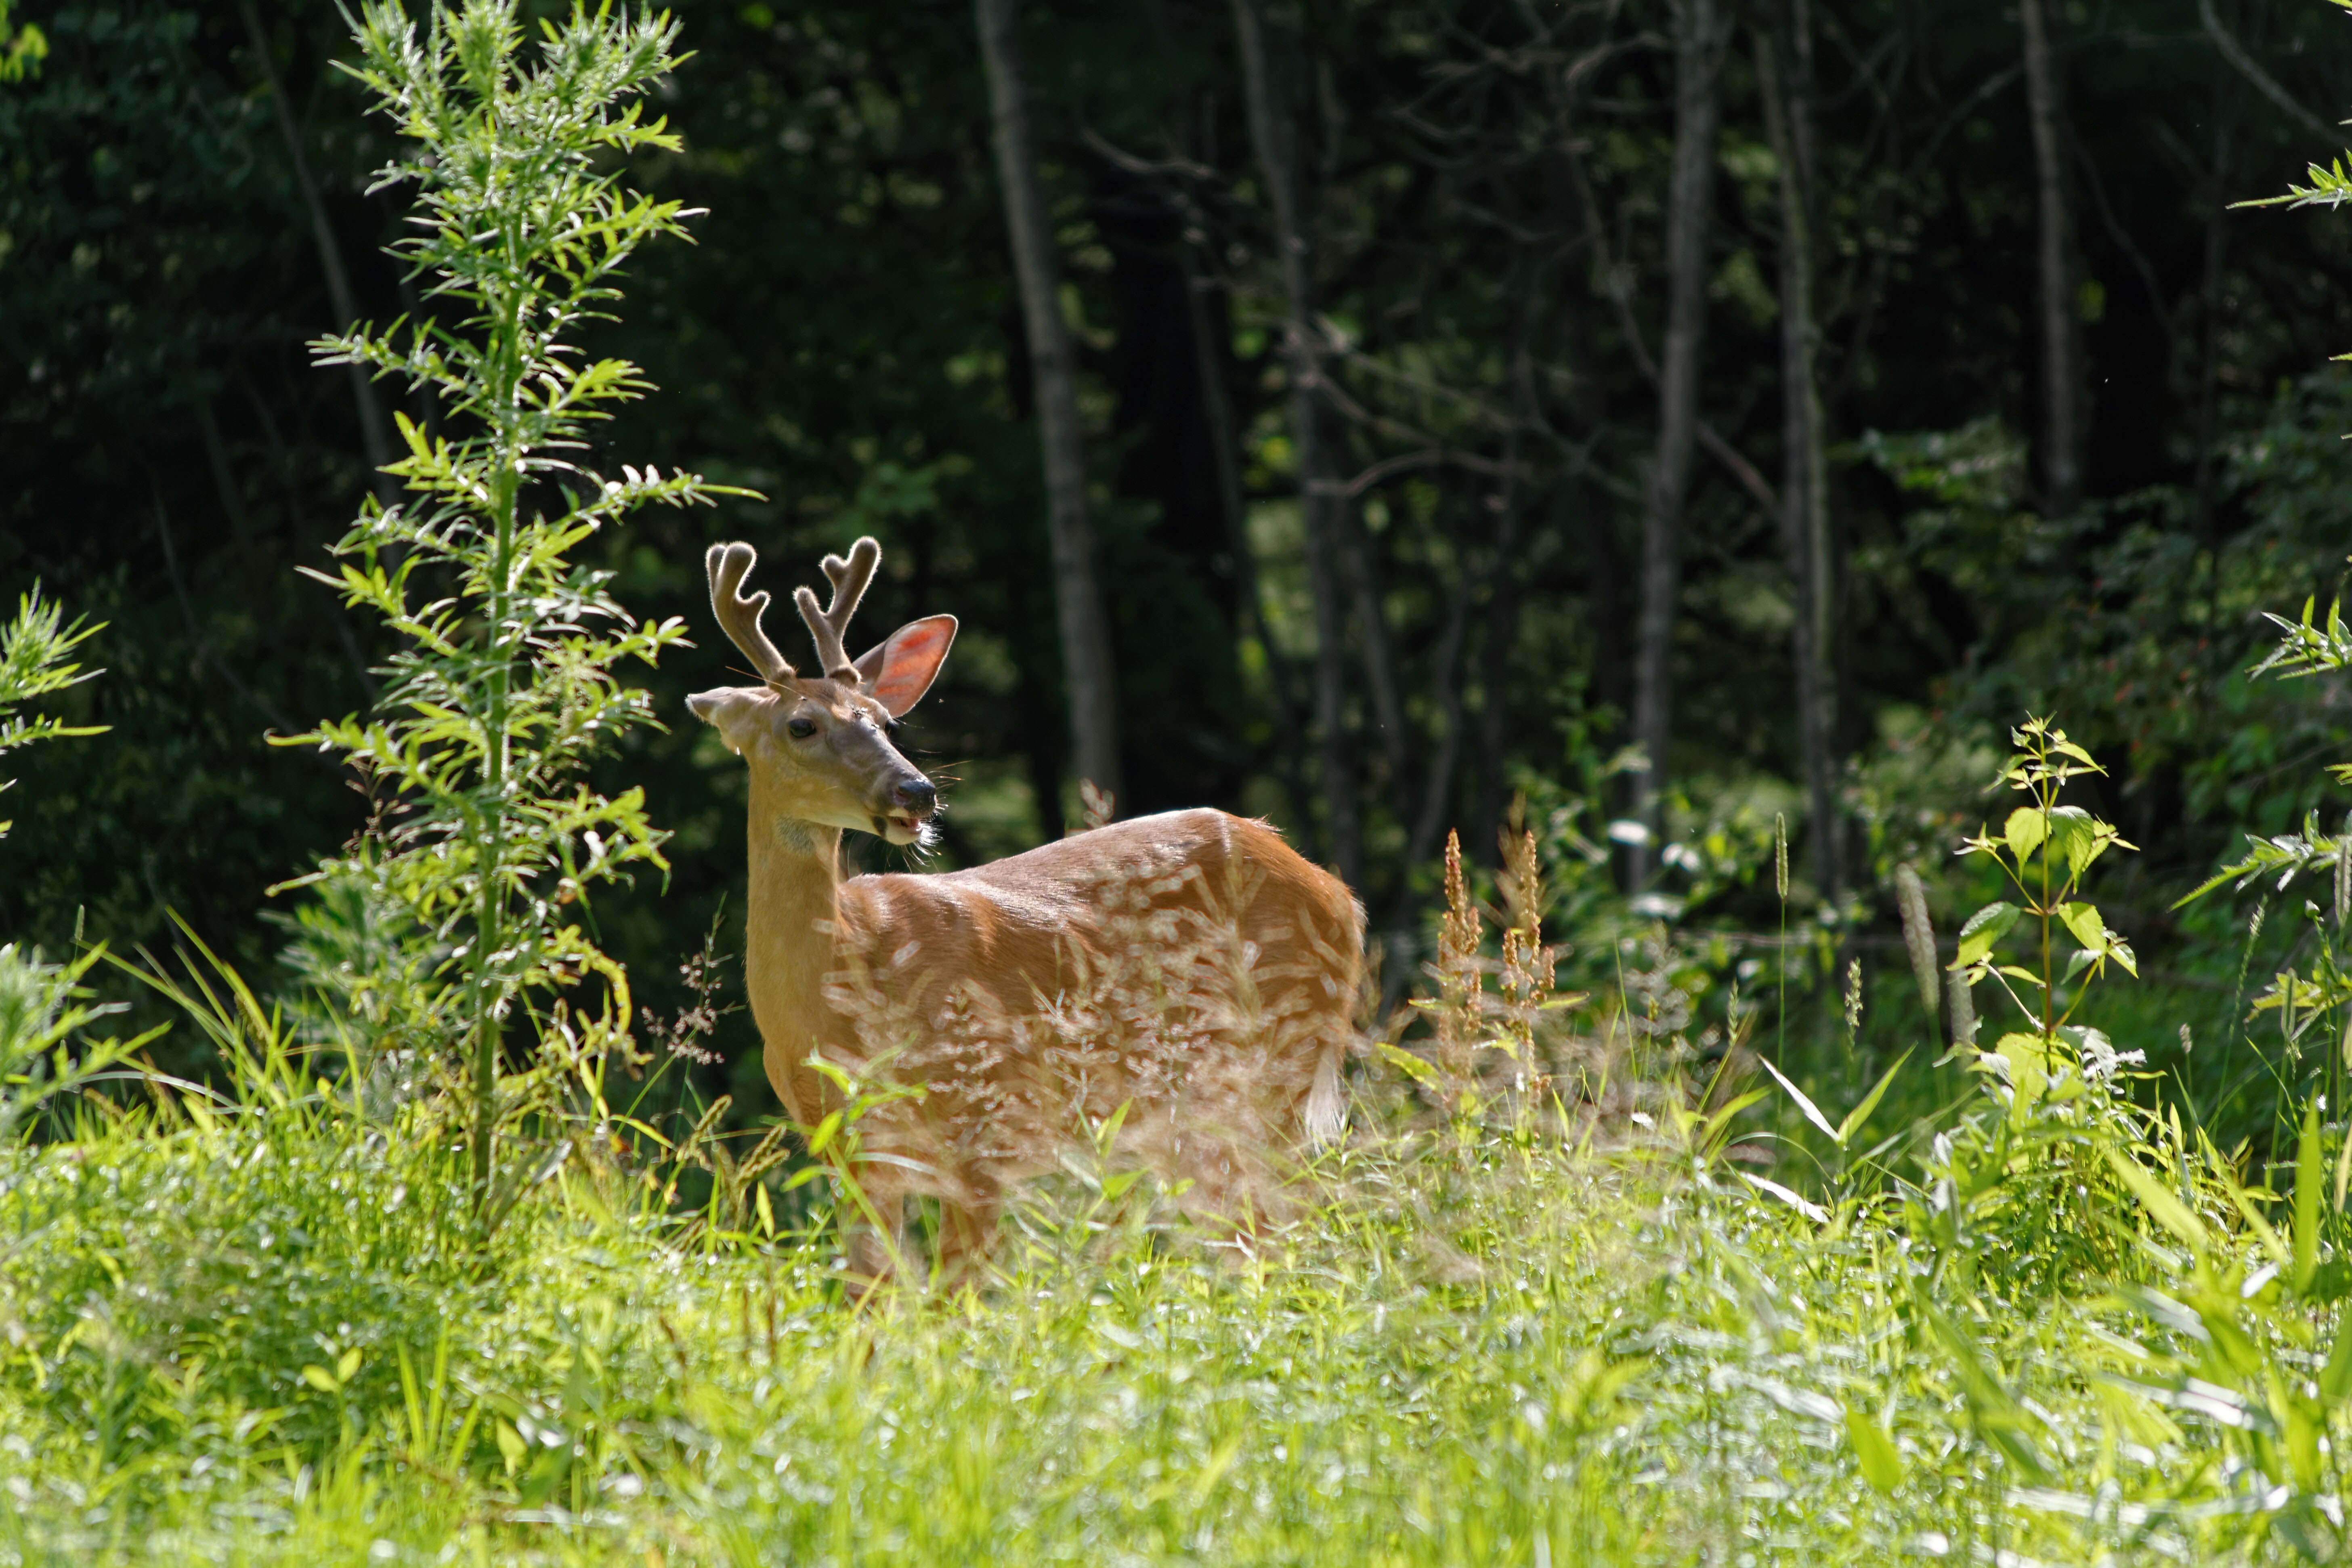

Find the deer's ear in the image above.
[
  {"left": 687, "top": 686, "right": 766, "bottom": 752},
  {"left": 855, "top": 615, "right": 957, "bottom": 717}
]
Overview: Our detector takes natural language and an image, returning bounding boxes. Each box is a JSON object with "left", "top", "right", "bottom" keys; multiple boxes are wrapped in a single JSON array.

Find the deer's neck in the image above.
[{"left": 743, "top": 772, "right": 847, "bottom": 1119}]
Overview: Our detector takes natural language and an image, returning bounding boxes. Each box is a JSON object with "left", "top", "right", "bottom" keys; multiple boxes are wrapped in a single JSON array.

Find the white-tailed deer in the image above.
[{"left": 688, "top": 536, "right": 1362, "bottom": 1281}]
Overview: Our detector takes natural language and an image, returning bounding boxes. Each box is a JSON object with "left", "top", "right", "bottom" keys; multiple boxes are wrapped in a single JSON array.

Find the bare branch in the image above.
[{"left": 2200, "top": 0, "right": 2337, "bottom": 144}]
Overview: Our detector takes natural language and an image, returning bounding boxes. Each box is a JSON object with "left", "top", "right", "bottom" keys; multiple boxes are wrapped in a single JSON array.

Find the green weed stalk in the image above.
[{"left": 277, "top": 0, "right": 750, "bottom": 1220}]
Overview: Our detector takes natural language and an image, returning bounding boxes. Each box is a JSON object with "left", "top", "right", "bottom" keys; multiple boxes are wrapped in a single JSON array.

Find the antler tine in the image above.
[
  {"left": 705, "top": 542, "right": 795, "bottom": 686},
  {"left": 793, "top": 535, "right": 881, "bottom": 684}
]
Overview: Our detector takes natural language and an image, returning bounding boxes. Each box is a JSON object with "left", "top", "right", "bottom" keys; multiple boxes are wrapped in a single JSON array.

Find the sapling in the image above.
[
  {"left": 279, "top": 0, "right": 747, "bottom": 1215},
  {"left": 1946, "top": 717, "right": 2140, "bottom": 1112}
]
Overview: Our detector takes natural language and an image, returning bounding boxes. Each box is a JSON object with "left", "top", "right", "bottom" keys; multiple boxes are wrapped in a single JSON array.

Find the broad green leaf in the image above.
[
  {"left": 2289, "top": 1400, "right": 2323, "bottom": 1493},
  {"left": 1983, "top": 1426, "right": 2053, "bottom": 1482},
  {"left": 1844, "top": 1406, "right": 1903, "bottom": 1495},
  {"left": 804, "top": 1110, "right": 843, "bottom": 1157},
  {"left": 2047, "top": 805, "right": 2099, "bottom": 873},
  {"left": 300, "top": 1364, "right": 340, "bottom": 1394},
  {"left": 1921, "top": 1305, "right": 2049, "bottom": 1482},
  {"left": 1192, "top": 1436, "right": 1243, "bottom": 1502},
  {"left": 495, "top": 1419, "right": 528, "bottom": 1476},
  {"left": 2103, "top": 1147, "right": 2209, "bottom": 1253},
  {"left": 1952, "top": 901, "right": 2020, "bottom": 968},
  {"left": 1697, "top": 1087, "right": 1771, "bottom": 1151},
  {"left": 1992, "top": 1033, "right": 2050, "bottom": 1121},
  {"left": 2004, "top": 808, "right": 2047, "bottom": 863},
  {"left": 2057, "top": 901, "right": 2106, "bottom": 954},
  {"left": 1377, "top": 1041, "right": 1438, "bottom": 1087}
]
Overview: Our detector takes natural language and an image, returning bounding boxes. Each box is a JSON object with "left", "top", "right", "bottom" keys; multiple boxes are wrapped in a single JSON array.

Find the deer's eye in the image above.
[{"left": 786, "top": 716, "right": 819, "bottom": 740}]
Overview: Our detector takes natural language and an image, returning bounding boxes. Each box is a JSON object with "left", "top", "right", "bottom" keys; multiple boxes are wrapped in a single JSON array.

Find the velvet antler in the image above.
[
  {"left": 706, "top": 542, "right": 795, "bottom": 686},
  {"left": 794, "top": 535, "right": 881, "bottom": 684}
]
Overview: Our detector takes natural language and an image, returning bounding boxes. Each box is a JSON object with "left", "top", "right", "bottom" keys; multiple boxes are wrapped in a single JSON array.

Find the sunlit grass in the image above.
[
  {"left": 0, "top": 1045, "right": 2335, "bottom": 1567},
  {"left": 6, "top": 792, "right": 2348, "bottom": 1566}
]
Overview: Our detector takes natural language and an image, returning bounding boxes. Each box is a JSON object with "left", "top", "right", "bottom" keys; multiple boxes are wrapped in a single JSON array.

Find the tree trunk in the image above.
[
  {"left": 1476, "top": 278, "right": 1539, "bottom": 862},
  {"left": 1142, "top": 0, "right": 1318, "bottom": 838},
  {"left": 2193, "top": 72, "right": 2239, "bottom": 537},
  {"left": 1232, "top": 0, "right": 1361, "bottom": 888},
  {"left": 2020, "top": 0, "right": 2082, "bottom": 516},
  {"left": 1175, "top": 203, "right": 1320, "bottom": 840},
  {"left": 238, "top": 0, "right": 399, "bottom": 514},
  {"left": 976, "top": 0, "right": 1124, "bottom": 805},
  {"left": 1629, "top": 0, "right": 1730, "bottom": 880},
  {"left": 1757, "top": 0, "right": 1840, "bottom": 904},
  {"left": 1346, "top": 504, "right": 1413, "bottom": 811}
]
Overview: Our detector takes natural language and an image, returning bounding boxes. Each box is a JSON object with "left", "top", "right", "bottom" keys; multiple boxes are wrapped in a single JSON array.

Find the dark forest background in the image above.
[{"left": 8, "top": 0, "right": 2352, "bottom": 1113}]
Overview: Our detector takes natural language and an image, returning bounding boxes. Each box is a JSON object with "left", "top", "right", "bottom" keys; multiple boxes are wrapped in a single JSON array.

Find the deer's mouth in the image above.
[{"left": 877, "top": 812, "right": 928, "bottom": 844}]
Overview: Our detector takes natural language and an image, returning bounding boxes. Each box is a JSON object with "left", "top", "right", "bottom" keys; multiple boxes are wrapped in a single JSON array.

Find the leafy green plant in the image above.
[
  {"left": 2174, "top": 591, "right": 2352, "bottom": 1139},
  {"left": 1874, "top": 718, "right": 2212, "bottom": 1296},
  {"left": 280, "top": 0, "right": 745, "bottom": 1211},
  {"left": 0, "top": 0, "right": 45, "bottom": 84},
  {"left": 0, "top": 584, "right": 105, "bottom": 842},
  {"left": 2096, "top": 1100, "right": 2352, "bottom": 1559},
  {"left": 0, "top": 585, "right": 130, "bottom": 1136},
  {"left": 1947, "top": 717, "right": 2138, "bottom": 1103},
  {"left": 0, "top": 944, "right": 153, "bottom": 1141}
]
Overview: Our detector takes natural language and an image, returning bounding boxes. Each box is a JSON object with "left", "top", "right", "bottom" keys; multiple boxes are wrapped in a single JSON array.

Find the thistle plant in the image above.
[
  {"left": 280, "top": 0, "right": 743, "bottom": 1211},
  {"left": 0, "top": 584, "right": 132, "bottom": 1135},
  {"left": 0, "top": 586, "right": 105, "bottom": 842}
]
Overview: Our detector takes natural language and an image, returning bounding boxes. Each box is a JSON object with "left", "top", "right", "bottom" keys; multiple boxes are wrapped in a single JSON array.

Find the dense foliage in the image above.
[
  {"left": 9, "top": 0, "right": 2352, "bottom": 1107},
  {"left": 1, "top": 740, "right": 2351, "bottom": 1563}
]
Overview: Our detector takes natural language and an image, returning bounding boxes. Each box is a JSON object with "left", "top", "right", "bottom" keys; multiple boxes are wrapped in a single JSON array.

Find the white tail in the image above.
[{"left": 688, "top": 537, "right": 1363, "bottom": 1283}]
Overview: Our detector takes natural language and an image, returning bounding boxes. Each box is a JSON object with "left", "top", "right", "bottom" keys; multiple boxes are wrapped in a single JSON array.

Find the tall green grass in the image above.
[{"left": 5, "top": 835, "right": 2351, "bottom": 1567}]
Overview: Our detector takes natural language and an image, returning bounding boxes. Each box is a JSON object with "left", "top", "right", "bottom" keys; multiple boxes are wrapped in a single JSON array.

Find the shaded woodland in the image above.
[{"left": 7, "top": 0, "right": 2352, "bottom": 1094}]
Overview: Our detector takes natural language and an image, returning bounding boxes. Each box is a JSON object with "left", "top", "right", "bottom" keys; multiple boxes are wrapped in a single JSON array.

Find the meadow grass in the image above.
[
  {"left": 0, "top": 1000, "right": 2339, "bottom": 1568},
  {"left": 0, "top": 762, "right": 2339, "bottom": 1565}
]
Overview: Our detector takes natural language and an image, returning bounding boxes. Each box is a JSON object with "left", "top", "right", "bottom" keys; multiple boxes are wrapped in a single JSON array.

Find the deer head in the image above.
[{"left": 687, "top": 537, "right": 957, "bottom": 847}]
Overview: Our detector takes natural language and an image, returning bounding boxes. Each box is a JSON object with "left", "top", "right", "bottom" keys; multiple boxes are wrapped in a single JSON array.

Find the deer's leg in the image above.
[
  {"left": 835, "top": 1163, "right": 909, "bottom": 1293},
  {"left": 926, "top": 1187, "right": 1002, "bottom": 1288}
]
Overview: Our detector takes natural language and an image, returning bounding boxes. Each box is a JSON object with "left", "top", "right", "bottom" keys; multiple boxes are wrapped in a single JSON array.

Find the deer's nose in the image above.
[{"left": 894, "top": 777, "right": 938, "bottom": 816}]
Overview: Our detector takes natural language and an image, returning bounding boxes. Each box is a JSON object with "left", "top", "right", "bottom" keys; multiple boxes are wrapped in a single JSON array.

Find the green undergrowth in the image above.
[{"left": 3, "top": 1028, "right": 2350, "bottom": 1567}]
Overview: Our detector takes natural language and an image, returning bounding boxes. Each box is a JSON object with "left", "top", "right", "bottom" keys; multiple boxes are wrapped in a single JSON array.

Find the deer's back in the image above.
[{"left": 831, "top": 808, "right": 1361, "bottom": 1026}]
